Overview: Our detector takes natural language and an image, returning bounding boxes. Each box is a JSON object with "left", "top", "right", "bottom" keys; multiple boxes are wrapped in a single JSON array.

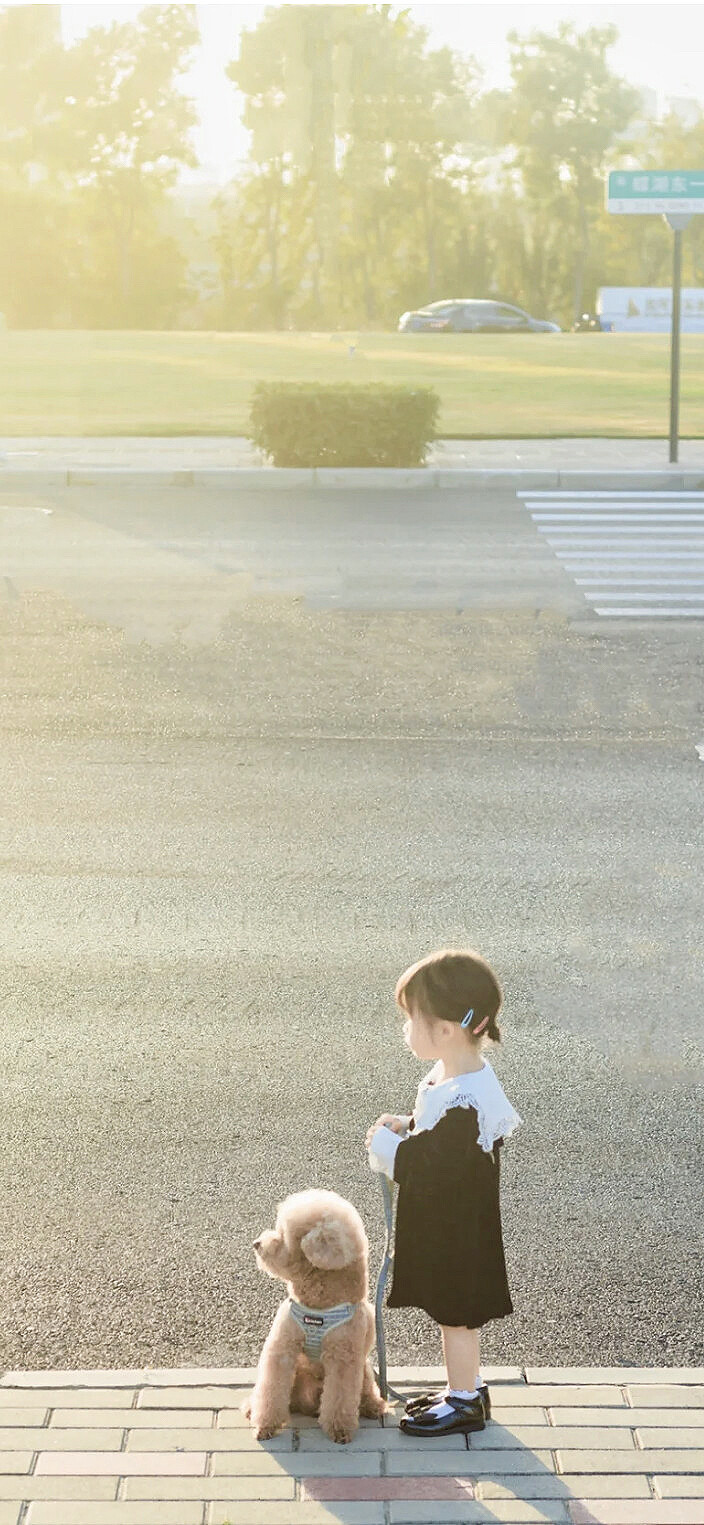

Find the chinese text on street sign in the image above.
[{"left": 607, "top": 170, "right": 704, "bottom": 215}]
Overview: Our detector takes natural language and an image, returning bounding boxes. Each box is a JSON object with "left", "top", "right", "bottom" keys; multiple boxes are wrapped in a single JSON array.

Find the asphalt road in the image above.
[{"left": 1, "top": 484, "right": 703, "bottom": 1373}]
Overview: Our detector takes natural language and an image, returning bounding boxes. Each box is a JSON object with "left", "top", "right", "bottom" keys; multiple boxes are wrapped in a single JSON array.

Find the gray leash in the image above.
[{"left": 372, "top": 1174, "right": 407, "bottom": 1405}]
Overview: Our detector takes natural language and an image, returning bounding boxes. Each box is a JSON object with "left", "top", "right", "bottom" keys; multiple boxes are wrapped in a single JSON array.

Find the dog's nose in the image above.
[{"left": 253, "top": 1239, "right": 262, "bottom": 1251}]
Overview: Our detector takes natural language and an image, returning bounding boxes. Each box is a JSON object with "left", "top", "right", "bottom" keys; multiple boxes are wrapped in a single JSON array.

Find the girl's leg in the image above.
[
  {"left": 440, "top": 1325, "right": 480, "bottom": 1393},
  {"left": 402, "top": 1325, "right": 487, "bottom": 1424}
]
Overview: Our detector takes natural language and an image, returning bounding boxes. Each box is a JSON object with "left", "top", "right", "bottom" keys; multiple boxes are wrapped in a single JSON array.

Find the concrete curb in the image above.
[
  {"left": 3, "top": 465, "right": 704, "bottom": 490},
  {"left": 3, "top": 1365, "right": 703, "bottom": 1388}
]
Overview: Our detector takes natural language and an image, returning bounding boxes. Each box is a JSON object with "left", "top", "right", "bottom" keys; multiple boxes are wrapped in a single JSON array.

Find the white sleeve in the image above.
[{"left": 367, "top": 1124, "right": 404, "bottom": 1179}]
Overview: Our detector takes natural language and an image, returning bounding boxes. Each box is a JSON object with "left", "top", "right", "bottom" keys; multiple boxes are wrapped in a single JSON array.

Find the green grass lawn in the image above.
[{"left": 1, "top": 329, "right": 703, "bottom": 436}]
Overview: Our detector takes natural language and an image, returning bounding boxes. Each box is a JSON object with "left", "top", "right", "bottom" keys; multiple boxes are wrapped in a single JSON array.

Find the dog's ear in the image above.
[{"left": 300, "top": 1214, "right": 356, "bottom": 1270}]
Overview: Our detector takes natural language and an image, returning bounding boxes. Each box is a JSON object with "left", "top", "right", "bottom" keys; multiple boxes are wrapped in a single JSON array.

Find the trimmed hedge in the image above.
[{"left": 249, "top": 381, "right": 439, "bottom": 467}]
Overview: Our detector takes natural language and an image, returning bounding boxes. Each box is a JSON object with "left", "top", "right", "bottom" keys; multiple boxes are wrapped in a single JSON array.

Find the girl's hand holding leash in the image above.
[{"left": 365, "top": 1114, "right": 408, "bottom": 1149}]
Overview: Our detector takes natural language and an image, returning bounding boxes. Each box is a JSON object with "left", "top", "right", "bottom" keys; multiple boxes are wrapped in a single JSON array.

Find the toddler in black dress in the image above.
[{"left": 365, "top": 946, "right": 521, "bottom": 1437}]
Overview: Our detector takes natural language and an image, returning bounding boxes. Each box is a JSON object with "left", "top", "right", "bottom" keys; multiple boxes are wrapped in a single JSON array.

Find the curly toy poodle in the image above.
[{"left": 243, "top": 1187, "right": 387, "bottom": 1444}]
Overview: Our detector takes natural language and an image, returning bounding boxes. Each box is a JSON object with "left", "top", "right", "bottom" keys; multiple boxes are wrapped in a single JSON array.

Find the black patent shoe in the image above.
[
  {"left": 399, "top": 1392, "right": 486, "bottom": 1437},
  {"left": 405, "top": 1383, "right": 491, "bottom": 1419}
]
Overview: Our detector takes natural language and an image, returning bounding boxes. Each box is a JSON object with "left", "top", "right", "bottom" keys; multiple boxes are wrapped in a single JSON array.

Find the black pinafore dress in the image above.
[{"left": 386, "top": 1059, "right": 521, "bottom": 1329}]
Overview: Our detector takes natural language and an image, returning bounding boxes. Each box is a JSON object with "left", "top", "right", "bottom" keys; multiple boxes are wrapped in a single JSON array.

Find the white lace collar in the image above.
[{"left": 412, "top": 1058, "right": 522, "bottom": 1153}]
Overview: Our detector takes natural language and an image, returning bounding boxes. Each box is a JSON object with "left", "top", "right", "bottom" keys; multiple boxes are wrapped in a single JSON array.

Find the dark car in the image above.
[
  {"left": 572, "top": 311, "right": 613, "bottom": 332},
  {"left": 398, "top": 299, "right": 560, "bottom": 333}
]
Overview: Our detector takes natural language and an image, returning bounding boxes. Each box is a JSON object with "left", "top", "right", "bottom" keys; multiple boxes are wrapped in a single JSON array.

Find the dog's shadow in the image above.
[{"left": 220, "top": 1378, "right": 609, "bottom": 1525}]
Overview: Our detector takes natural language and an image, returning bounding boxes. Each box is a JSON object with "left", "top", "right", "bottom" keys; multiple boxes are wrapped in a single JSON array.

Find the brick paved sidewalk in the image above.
[{"left": 2, "top": 1367, "right": 704, "bottom": 1525}]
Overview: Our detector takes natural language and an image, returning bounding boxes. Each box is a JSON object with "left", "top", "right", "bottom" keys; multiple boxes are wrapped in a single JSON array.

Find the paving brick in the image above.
[
  {"left": 469, "top": 1429, "right": 635, "bottom": 1451},
  {"left": 656, "top": 1479, "right": 704, "bottom": 1498},
  {"left": 0, "top": 1410, "right": 47, "bottom": 1426},
  {"left": 207, "top": 1506, "right": 385, "bottom": 1525},
  {"left": 26, "top": 1505, "right": 203, "bottom": 1524},
  {"left": 294, "top": 1415, "right": 386, "bottom": 1430},
  {"left": 123, "top": 1476, "right": 296, "bottom": 1500},
  {"left": 480, "top": 1478, "right": 652, "bottom": 1501},
  {"left": 639, "top": 1430, "right": 704, "bottom": 1448},
  {"left": 216, "top": 1408, "right": 270, "bottom": 1428},
  {"left": 386, "top": 1450, "right": 556, "bottom": 1476},
  {"left": 212, "top": 1451, "right": 380, "bottom": 1477},
  {"left": 0, "top": 1454, "right": 33, "bottom": 1474},
  {"left": 0, "top": 1480, "right": 116, "bottom": 1501},
  {"left": 474, "top": 1410, "right": 548, "bottom": 1426},
  {"left": 631, "top": 1389, "right": 704, "bottom": 1409},
  {"left": 495, "top": 1389, "right": 627, "bottom": 1409},
  {"left": 303, "top": 1478, "right": 480, "bottom": 1501},
  {"left": 388, "top": 1505, "right": 569, "bottom": 1523},
  {"left": 35, "top": 1452, "right": 206, "bottom": 1476},
  {"left": 50, "top": 1408, "right": 214, "bottom": 1429},
  {"left": 138, "top": 1387, "right": 248, "bottom": 1409},
  {"left": 0, "top": 1430, "right": 119, "bottom": 1451},
  {"left": 0, "top": 1391, "right": 134, "bottom": 1409},
  {"left": 555, "top": 1449, "right": 704, "bottom": 1473},
  {"left": 561, "top": 1410, "right": 704, "bottom": 1427},
  {"left": 297, "top": 1427, "right": 466, "bottom": 1451},
  {"left": 125, "top": 1426, "right": 292, "bottom": 1451},
  {"left": 0, "top": 1509, "right": 20, "bottom": 1525},
  {"left": 568, "top": 1503, "right": 704, "bottom": 1524}
]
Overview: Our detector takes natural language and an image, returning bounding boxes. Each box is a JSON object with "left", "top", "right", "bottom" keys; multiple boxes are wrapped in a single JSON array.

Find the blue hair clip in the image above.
[{"left": 460, "top": 1008, "right": 474, "bottom": 1028}]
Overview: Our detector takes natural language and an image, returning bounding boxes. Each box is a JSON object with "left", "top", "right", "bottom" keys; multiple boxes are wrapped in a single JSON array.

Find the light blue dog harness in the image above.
[{"left": 288, "top": 1297, "right": 356, "bottom": 1360}]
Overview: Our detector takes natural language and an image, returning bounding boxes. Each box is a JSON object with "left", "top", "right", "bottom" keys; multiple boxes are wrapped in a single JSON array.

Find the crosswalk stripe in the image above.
[
  {"left": 539, "top": 528, "right": 704, "bottom": 536},
  {"left": 519, "top": 491, "right": 704, "bottom": 501},
  {"left": 533, "top": 514, "right": 704, "bottom": 523},
  {"left": 592, "top": 608, "right": 704, "bottom": 617},
  {"left": 557, "top": 555, "right": 704, "bottom": 562},
  {"left": 585, "top": 591, "right": 704, "bottom": 601},
  {"left": 575, "top": 578, "right": 704, "bottom": 586},
  {"left": 520, "top": 488, "right": 704, "bottom": 619}
]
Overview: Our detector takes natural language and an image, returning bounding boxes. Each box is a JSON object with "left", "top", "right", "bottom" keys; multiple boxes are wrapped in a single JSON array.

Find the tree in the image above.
[
  {"left": 0, "top": 5, "right": 75, "bottom": 324},
  {"left": 60, "top": 4, "right": 200, "bottom": 325},
  {"left": 499, "top": 24, "right": 640, "bottom": 319},
  {"left": 224, "top": 3, "right": 483, "bottom": 328}
]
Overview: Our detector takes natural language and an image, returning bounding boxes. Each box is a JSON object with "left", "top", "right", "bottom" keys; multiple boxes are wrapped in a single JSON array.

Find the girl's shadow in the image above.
[{"left": 227, "top": 1379, "right": 610, "bottom": 1525}]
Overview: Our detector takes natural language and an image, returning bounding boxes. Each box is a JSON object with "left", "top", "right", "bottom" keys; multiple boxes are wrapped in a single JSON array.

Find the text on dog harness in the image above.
[{"left": 287, "top": 1297, "right": 356, "bottom": 1360}]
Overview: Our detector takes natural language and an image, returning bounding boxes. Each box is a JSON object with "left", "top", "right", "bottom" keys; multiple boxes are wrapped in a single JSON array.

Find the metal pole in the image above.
[{"left": 669, "top": 228, "right": 682, "bottom": 464}]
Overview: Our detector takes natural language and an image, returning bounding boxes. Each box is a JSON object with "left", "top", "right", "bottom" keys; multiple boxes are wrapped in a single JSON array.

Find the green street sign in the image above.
[{"left": 608, "top": 169, "right": 704, "bottom": 214}]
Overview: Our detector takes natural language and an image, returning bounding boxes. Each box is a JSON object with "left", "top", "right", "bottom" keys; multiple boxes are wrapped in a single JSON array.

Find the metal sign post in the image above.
[
  {"left": 607, "top": 172, "right": 704, "bottom": 463},
  {"left": 665, "top": 212, "right": 691, "bottom": 463}
]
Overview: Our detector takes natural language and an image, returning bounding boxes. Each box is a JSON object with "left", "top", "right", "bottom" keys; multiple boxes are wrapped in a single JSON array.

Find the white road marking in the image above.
[
  {"left": 541, "top": 527, "right": 704, "bottom": 536},
  {"left": 521, "top": 489, "right": 704, "bottom": 619},
  {"left": 533, "top": 514, "right": 704, "bottom": 524},
  {"left": 586, "top": 591, "right": 704, "bottom": 601},
  {"left": 591, "top": 600, "right": 704, "bottom": 613},
  {"left": 575, "top": 577, "right": 704, "bottom": 586},
  {"left": 519, "top": 490, "right": 704, "bottom": 500}
]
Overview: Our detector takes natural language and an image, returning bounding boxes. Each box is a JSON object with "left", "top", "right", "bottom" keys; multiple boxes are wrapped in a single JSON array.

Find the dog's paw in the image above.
[
  {"left": 240, "top": 1398, "right": 252, "bottom": 1420},
  {"left": 323, "top": 1417, "right": 356, "bottom": 1445},
  {"left": 360, "top": 1394, "right": 388, "bottom": 1419},
  {"left": 253, "top": 1419, "right": 286, "bottom": 1441}
]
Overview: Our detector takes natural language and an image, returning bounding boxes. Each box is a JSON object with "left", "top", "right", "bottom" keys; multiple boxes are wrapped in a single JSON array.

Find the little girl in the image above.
[{"left": 365, "top": 946, "right": 521, "bottom": 1437}]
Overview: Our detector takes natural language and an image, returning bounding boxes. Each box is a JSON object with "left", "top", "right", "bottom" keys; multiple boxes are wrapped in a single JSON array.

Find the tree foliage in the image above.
[
  {"left": 1, "top": 3, "right": 703, "bottom": 330},
  {"left": 0, "top": 3, "right": 199, "bottom": 326}
]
